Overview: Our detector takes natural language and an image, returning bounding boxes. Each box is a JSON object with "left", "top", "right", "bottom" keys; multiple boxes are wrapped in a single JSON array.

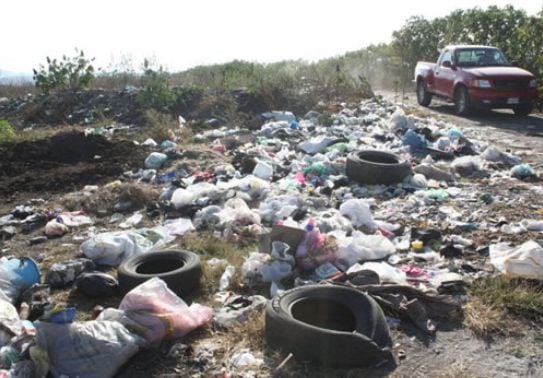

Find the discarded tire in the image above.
[
  {"left": 346, "top": 150, "right": 411, "bottom": 185},
  {"left": 265, "top": 285, "right": 393, "bottom": 367},
  {"left": 118, "top": 249, "right": 202, "bottom": 298}
]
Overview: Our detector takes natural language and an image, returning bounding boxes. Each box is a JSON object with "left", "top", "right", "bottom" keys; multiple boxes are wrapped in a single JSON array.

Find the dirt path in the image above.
[{"left": 378, "top": 90, "right": 543, "bottom": 168}]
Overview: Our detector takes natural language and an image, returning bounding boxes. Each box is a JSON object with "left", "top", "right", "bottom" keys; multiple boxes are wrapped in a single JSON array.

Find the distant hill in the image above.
[{"left": 0, "top": 70, "right": 33, "bottom": 84}]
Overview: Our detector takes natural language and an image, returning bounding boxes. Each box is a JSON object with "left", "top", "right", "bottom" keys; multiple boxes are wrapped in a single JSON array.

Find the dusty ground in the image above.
[{"left": 1, "top": 94, "right": 543, "bottom": 377}]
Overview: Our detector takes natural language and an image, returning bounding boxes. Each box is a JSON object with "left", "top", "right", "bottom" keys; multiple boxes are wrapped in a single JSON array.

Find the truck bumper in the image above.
[{"left": 468, "top": 88, "right": 538, "bottom": 108}]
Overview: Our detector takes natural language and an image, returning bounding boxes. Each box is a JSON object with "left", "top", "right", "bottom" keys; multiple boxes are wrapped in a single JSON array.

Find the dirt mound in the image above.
[
  {"left": 0, "top": 89, "right": 144, "bottom": 129},
  {"left": 0, "top": 131, "right": 147, "bottom": 195}
]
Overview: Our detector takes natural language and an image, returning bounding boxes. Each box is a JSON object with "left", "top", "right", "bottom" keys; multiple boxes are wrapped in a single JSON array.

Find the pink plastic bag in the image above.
[{"left": 119, "top": 278, "right": 213, "bottom": 344}]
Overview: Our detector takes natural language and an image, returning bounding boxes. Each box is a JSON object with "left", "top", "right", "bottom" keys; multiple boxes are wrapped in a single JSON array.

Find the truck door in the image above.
[{"left": 434, "top": 49, "right": 455, "bottom": 97}]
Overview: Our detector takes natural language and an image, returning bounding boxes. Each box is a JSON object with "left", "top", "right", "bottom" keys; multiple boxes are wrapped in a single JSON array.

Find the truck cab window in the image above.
[{"left": 438, "top": 50, "right": 452, "bottom": 67}]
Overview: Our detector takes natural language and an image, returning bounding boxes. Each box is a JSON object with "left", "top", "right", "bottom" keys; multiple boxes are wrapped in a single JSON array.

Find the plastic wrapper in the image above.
[
  {"left": 35, "top": 320, "right": 140, "bottom": 378},
  {"left": 339, "top": 199, "right": 377, "bottom": 231},
  {"left": 335, "top": 231, "right": 396, "bottom": 270},
  {"left": 110, "top": 278, "right": 213, "bottom": 344},
  {"left": 489, "top": 240, "right": 543, "bottom": 279}
]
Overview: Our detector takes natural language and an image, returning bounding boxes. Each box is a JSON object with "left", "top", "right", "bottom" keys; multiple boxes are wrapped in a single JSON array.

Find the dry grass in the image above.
[
  {"left": 180, "top": 232, "right": 257, "bottom": 301},
  {"left": 465, "top": 275, "right": 543, "bottom": 336},
  {"left": 143, "top": 109, "right": 193, "bottom": 143},
  {"left": 463, "top": 298, "right": 519, "bottom": 337},
  {"left": 61, "top": 182, "right": 158, "bottom": 215},
  {"left": 433, "top": 362, "right": 478, "bottom": 378}
]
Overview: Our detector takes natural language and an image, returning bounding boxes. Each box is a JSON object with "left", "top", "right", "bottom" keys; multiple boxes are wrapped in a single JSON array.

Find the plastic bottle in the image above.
[{"left": 219, "top": 265, "right": 236, "bottom": 291}]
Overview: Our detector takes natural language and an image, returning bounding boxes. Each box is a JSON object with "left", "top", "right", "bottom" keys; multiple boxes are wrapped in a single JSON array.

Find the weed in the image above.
[
  {"left": 179, "top": 232, "right": 257, "bottom": 299},
  {"left": 468, "top": 276, "right": 543, "bottom": 321},
  {"left": 0, "top": 119, "right": 15, "bottom": 141}
]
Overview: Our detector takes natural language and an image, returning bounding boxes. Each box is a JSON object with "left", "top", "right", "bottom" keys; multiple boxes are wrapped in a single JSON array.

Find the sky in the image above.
[{"left": 1, "top": 0, "right": 541, "bottom": 75}]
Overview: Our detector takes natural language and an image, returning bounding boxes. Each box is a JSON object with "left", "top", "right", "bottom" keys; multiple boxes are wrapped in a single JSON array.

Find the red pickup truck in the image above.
[{"left": 414, "top": 45, "right": 538, "bottom": 116}]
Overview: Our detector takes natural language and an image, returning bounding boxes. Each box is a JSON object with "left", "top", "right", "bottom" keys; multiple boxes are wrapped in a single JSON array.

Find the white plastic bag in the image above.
[
  {"left": 348, "top": 262, "right": 407, "bottom": 285},
  {"left": 80, "top": 231, "right": 154, "bottom": 266},
  {"left": 35, "top": 320, "right": 140, "bottom": 378},
  {"left": 335, "top": 231, "right": 396, "bottom": 269},
  {"left": 114, "top": 278, "right": 213, "bottom": 344},
  {"left": 339, "top": 199, "right": 377, "bottom": 231},
  {"left": 489, "top": 240, "right": 543, "bottom": 279}
]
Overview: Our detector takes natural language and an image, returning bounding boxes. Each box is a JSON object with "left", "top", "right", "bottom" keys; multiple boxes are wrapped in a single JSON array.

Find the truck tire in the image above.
[
  {"left": 513, "top": 102, "right": 533, "bottom": 116},
  {"left": 346, "top": 150, "right": 412, "bottom": 185},
  {"left": 417, "top": 79, "right": 432, "bottom": 106},
  {"left": 454, "top": 86, "right": 471, "bottom": 115},
  {"left": 118, "top": 249, "right": 202, "bottom": 298},
  {"left": 265, "top": 285, "right": 393, "bottom": 367}
]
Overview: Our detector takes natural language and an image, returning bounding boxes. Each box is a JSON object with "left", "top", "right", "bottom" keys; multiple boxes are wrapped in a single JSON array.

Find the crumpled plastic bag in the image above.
[
  {"left": 335, "top": 231, "right": 396, "bottom": 270},
  {"left": 413, "top": 163, "right": 455, "bottom": 182},
  {"left": 171, "top": 182, "right": 222, "bottom": 209},
  {"left": 108, "top": 278, "right": 213, "bottom": 344},
  {"left": 295, "top": 221, "right": 337, "bottom": 271},
  {"left": 451, "top": 156, "right": 482, "bottom": 177},
  {"left": 0, "top": 299, "right": 24, "bottom": 347},
  {"left": 298, "top": 136, "right": 337, "bottom": 154},
  {"left": 258, "top": 195, "right": 299, "bottom": 224},
  {"left": 481, "top": 146, "right": 521, "bottom": 165},
  {"left": 260, "top": 242, "right": 295, "bottom": 282},
  {"left": 489, "top": 240, "right": 543, "bottom": 279},
  {"left": 511, "top": 163, "right": 536, "bottom": 180},
  {"left": 44, "top": 220, "right": 69, "bottom": 237},
  {"left": 144, "top": 152, "right": 168, "bottom": 169},
  {"left": 339, "top": 199, "right": 377, "bottom": 231},
  {"left": 217, "top": 198, "right": 261, "bottom": 228},
  {"left": 35, "top": 320, "right": 141, "bottom": 378},
  {"left": 0, "top": 264, "right": 26, "bottom": 305},
  {"left": 80, "top": 231, "right": 155, "bottom": 266},
  {"left": 347, "top": 261, "right": 407, "bottom": 285},
  {"left": 241, "top": 253, "right": 269, "bottom": 288}
]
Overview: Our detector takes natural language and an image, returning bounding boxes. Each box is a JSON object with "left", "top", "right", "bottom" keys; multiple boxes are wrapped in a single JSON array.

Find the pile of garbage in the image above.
[{"left": 0, "top": 98, "right": 541, "bottom": 376}]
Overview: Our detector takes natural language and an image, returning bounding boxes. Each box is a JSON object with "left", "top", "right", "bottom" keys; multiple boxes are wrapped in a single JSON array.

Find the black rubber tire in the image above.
[
  {"left": 265, "top": 285, "right": 392, "bottom": 367},
  {"left": 346, "top": 150, "right": 412, "bottom": 185},
  {"left": 417, "top": 79, "right": 432, "bottom": 106},
  {"left": 118, "top": 249, "right": 202, "bottom": 299},
  {"left": 513, "top": 102, "right": 534, "bottom": 116},
  {"left": 454, "top": 86, "right": 471, "bottom": 115}
]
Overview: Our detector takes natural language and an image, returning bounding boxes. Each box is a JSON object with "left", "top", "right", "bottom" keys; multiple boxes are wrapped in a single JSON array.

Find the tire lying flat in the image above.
[
  {"left": 265, "top": 285, "right": 393, "bottom": 367},
  {"left": 346, "top": 150, "right": 412, "bottom": 185},
  {"left": 118, "top": 249, "right": 202, "bottom": 299}
]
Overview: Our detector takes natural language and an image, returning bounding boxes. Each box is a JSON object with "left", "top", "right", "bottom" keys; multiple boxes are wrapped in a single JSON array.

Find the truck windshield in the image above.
[{"left": 454, "top": 48, "right": 511, "bottom": 67}]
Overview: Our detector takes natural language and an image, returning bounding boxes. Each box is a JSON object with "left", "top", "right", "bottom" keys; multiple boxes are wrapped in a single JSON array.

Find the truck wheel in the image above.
[
  {"left": 513, "top": 103, "right": 533, "bottom": 116},
  {"left": 417, "top": 80, "right": 432, "bottom": 106},
  {"left": 454, "top": 86, "right": 471, "bottom": 115}
]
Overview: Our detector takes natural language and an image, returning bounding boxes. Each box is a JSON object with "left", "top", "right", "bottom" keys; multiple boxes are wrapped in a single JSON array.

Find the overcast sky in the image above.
[{"left": 1, "top": 0, "right": 541, "bottom": 74}]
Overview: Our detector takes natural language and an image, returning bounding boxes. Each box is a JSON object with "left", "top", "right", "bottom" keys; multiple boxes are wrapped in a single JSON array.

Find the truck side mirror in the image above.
[
  {"left": 442, "top": 61, "right": 452, "bottom": 68},
  {"left": 511, "top": 61, "right": 519, "bottom": 67}
]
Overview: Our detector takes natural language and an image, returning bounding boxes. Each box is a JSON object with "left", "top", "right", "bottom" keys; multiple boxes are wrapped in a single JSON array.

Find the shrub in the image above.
[
  {"left": 33, "top": 49, "right": 96, "bottom": 94},
  {"left": 137, "top": 60, "right": 177, "bottom": 111},
  {"left": 0, "top": 120, "right": 15, "bottom": 142}
]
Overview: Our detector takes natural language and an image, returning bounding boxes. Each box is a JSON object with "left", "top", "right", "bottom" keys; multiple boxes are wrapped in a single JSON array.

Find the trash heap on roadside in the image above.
[{"left": 0, "top": 98, "right": 542, "bottom": 376}]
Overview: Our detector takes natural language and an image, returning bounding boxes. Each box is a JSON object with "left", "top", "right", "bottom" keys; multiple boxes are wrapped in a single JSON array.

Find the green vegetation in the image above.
[
  {"left": 33, "top": 49, "right": 96, "bottom": 94},
  {"left": 19, "top": 5, "right": 540, "bottom": 110},
  {"left": 136, "top": 59, "right": 177, "bottom": 111},
  {"left": 465, "top": 276, "right": 543, "bottom": 336},
  {"left": 0, "top": 119, "right": 15, "bottom": 141}
]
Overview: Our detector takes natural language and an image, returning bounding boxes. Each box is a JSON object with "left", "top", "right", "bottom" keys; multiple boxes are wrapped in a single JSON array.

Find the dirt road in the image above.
[{"left": 378, "top": 90, "right": 543, "bottom": 168}]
